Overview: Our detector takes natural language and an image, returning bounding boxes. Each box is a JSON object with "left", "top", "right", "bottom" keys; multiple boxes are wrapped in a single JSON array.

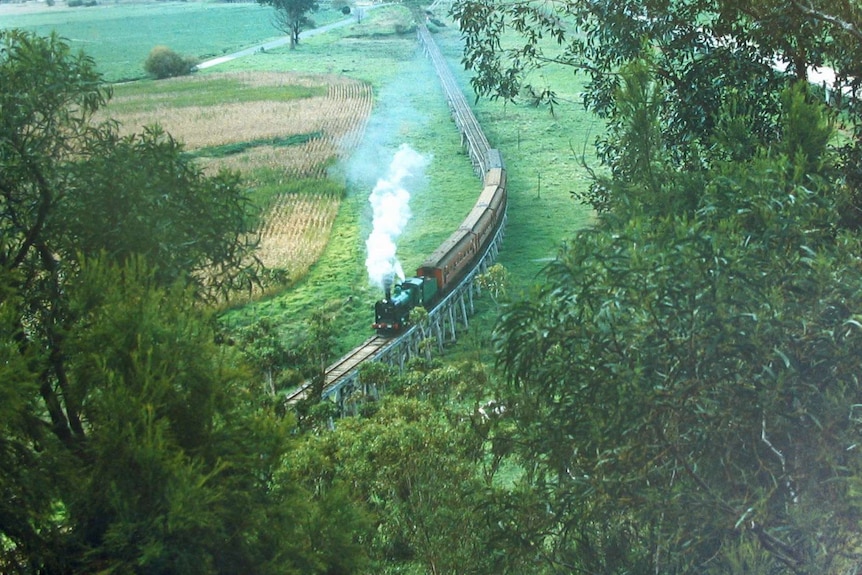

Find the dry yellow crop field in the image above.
[
  {"left": 257, "top": 190, "right": 342, "bottom": 273},
  {"left": 105, "top": 71, "right": 374, "bottom": 284}
]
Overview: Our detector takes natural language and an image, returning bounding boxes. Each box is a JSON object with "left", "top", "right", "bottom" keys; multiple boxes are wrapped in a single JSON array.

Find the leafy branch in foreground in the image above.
[{"left": 490, "top": 71, "right": 862, "bottom": 574}]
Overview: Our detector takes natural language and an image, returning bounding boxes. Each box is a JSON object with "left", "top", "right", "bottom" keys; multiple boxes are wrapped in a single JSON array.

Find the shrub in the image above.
[{"left": 144, "top": 45, "right": 196, "bottom": 80}]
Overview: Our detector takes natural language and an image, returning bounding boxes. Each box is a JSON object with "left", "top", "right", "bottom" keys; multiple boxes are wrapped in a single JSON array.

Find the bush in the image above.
[{"left": 144, "top": 45, "right": 196, "bottom": 80}]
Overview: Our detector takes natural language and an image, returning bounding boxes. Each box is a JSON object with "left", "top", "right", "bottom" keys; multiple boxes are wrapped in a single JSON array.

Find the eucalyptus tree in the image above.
[
  {"left": 0, "top": 30, "right": 363, "bottom": 573},
  {"left": 452, "top": 0, "right": 862, "bottom": 218},
  {"left": 1, "top": 28, "right": 261, "bottom": 460},
  {"left": 290, "top": 395, "right": 515, "bottom": 574},
  {"left": 488, "top": 68, "right": 862, "bottom": 573},
  {"left": 452, "top": 1, "right": 862, "bottom": 570}
]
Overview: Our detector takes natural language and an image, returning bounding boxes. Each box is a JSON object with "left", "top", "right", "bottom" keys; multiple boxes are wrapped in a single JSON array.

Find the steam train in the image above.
[{"left": 373, "top": 149, "right": 506, "bottom": 333}]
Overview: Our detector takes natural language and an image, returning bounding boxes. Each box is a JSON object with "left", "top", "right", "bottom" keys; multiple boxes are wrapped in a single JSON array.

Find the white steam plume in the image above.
[{"left": 365, "top": 144, "right": 429, "bottom": 289}]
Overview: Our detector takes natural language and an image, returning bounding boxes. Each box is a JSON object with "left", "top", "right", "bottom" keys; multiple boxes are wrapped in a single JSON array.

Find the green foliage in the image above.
[
  {"left": 0, "top": 253, "right": 372, "bottom": 574},
  {"left": 1, "top": 30, "right": 262, "bottom": 301},
  {"left": 1, "top": 29, "right": 108, "bottom": 267},
  {"left": 490, "top": 70, "right": 862, "bottom": 573},
  {"left": 291, "top": 396, "right": 509, "bottom": 574},
  {"left": 704, "top": 537, "right": 783, "bottom": 575},
  {"left": 61, "top": 123, "right": 262, "bottom": 298},
  {"left": 295, "top": 310, "right": 337, "bottom": 409},
  {"left": 235, "top": 317, "right": 301, "bottom": 396},
  {"left": 0, "top": 30, "right": 368, "bottom": 574},
  {"left": 452, "top": 0, "right": 862, "bottom": 218},
  {"left": 62, "top": 256, "right": 367, "bottom": 574},
  {"left": 779, "top": 81, "right": 835, "bottom": 177},
  {"left": 260, "top": 0, "right": 320, "bottom": 49},
  {"left": 476, "top": 263, "right": 510, "bottom": 309},
  {"left": 144, "top": 45, "right": 197, "bottom": 79},
  {"left": 0, "top": 272, "right": 64, "bottom": 573}
]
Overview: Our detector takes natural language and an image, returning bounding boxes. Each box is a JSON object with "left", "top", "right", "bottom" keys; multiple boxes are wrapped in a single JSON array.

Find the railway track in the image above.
[
  {"left": 285, "top": 335, "right": 390, "bottom": 403},
  {"left": 286, "top": 24, "right": 498, "bottom": 406},
  {"left": 417, "top": 24, "right": 491, "bottom": 171}
]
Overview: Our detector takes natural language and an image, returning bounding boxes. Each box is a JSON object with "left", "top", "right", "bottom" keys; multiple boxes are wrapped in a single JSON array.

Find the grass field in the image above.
[
  {"left": 101, "top": 69, "right": 375, "bottom": 287},
  {"left": 0, "top": 0, "right": 340, "bottom": 81},
  {"left": 4, "top": 0, "right": 600, "bottom": 360},
  {"left": 205, "top": 5, "right": 599, "bottom": 357}
]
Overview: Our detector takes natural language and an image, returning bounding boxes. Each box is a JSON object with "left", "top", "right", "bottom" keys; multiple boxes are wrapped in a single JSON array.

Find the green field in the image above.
[
  {"left": 207, "top": 7, "right": 598, "bottom": 355},
  {"left": 3, "top": 0, "right": 598, "bottom": 357},
  {"left": 217, "top": 17, "right": 485, "bottom": 354},
  {"left": 2, "top": 0, "right": 336, "bottom": 81}
]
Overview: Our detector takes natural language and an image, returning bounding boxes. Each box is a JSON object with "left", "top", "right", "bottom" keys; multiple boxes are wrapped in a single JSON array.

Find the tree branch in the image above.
[{"left": 791, "top": 1, "right": 862, "bottom": 43}]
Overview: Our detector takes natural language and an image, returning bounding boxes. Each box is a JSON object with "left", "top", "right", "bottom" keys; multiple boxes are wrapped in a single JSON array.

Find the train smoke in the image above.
[{"left": 365, "top": 144, "right": 429, "bottom": 289}]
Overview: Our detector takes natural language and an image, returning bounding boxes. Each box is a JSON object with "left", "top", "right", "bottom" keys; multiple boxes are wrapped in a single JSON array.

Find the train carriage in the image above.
[
  {"left": 372, "top": 148, "right": 506, "bottom": 334},
  {"left": 417, "top": 227, "right": 478, "bottom": 293}
]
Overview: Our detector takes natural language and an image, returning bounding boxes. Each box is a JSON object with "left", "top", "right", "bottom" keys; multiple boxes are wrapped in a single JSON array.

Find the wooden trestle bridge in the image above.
[{"left": 285, "top": 23, "right": 505, "bottom": 410}]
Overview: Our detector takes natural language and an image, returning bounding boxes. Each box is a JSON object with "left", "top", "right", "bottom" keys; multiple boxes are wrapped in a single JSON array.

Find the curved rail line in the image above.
[
  {"left": 286, "top": 23, "right": 502, "bottom": 406},
  {"left": 417, "top": 23, "right": 491, "bottom": 172}
]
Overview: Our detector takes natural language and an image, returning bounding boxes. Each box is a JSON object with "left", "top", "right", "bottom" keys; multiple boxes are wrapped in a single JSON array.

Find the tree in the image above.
[
  {"left": 0, "top": 271, "right": 66, "bottom": 573},
  {"left": 236, "top": 316, "right": 305, "bottom": 396},
  {"left": 62, "top": 124, "right": 261, "bottom": 297},
  {"left": 144, "top": 45, "right": 197, "bottom": 79},
  {"left": 489, "top": 72, "right": 862, "bottom": 573},
  {"left": 1, "top": 26, "right": 262, "bottom": 470},
  {"left": 30, "top": 255, "right": 362, "bottom": 574},
  {"left": 452, "top": 0, "right": 862, "bottom": 220},
  {"left": 476, "top": 263, "right": 510, "bottom": 310},
  {"left": 1, "top": 30, "right": 262, "bottom": 301},
  {"left": 0, "top": 30, "right": 358, "bottom": 573},
  {"left": 291, "top": 396, "right": 511, "bottom": 574},
  {"left": 259, "top": 0, "right": 319, "bottom": 50},
  {"left": 302, "top": 310, "right": 336, "bottom": 405}
]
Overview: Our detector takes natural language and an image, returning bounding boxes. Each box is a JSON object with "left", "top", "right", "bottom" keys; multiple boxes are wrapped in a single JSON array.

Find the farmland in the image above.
[
  {"left": 2, "top": 0, "right": 597, "bottom": 354},
  {"left": 104, "top": 71, "right": 374, "bottom": 282},
  {"left": 0, "top": 1, "right": 281, "bottom": 81}
]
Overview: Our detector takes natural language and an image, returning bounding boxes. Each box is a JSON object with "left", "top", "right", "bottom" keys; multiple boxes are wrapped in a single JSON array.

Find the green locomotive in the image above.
[{"left": 372, "top": 276, "right": 439, "bottom": 333}]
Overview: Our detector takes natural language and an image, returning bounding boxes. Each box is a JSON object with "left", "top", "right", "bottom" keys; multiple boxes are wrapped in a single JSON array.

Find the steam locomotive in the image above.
[{"left": 373, "top": 149, "right": 506, "bottom": 334}]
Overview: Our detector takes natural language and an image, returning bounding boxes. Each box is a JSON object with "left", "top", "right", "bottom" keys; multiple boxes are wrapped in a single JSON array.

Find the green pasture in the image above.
[
  {"left": 108, "top": 75, "right": 325, "bottom": 111},
  {"left": 4, "top": 0, "right": 599, "bottom": 357},
  {"left": 219, "top": 11, "right": 598, "bottom": 356},
  {"left": 0, "top": 0, "right": 341, "bottom": 81},
  {"left": 209, "top": 4, "right": 425, "bottom": 90},
  {"left": 433, "top": 22, "right": 599, "bottom": 288}
]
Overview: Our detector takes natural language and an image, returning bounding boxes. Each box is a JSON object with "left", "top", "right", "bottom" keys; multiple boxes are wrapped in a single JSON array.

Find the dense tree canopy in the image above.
[
  {"left": 1, "top": 27, "right": 262, "bottom": 467},
  {"left": 0, "top": 29, "right": 363, "bottom": 573},
  {"left": 446, "top": 0, "right": 862, "bottom": 571},
  {"left": 484, "top": 65, "right": 862, "bottom": 573}
]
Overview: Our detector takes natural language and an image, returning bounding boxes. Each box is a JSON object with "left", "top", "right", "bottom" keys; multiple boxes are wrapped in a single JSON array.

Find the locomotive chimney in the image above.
[{"left": 383, "top": 274, "right": 393, "bottom": 301}]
